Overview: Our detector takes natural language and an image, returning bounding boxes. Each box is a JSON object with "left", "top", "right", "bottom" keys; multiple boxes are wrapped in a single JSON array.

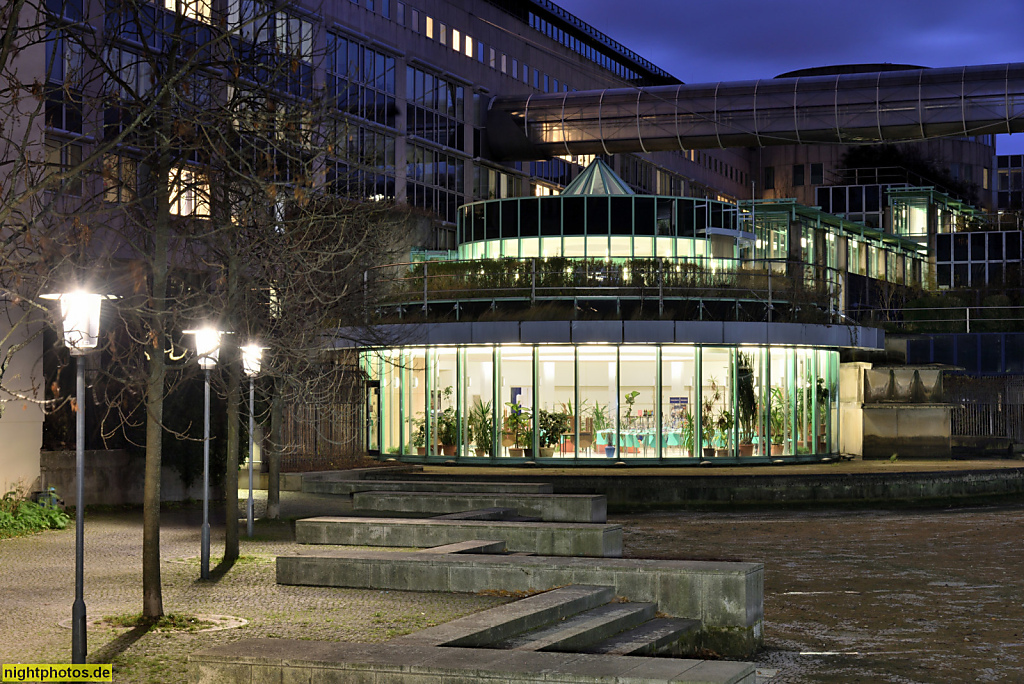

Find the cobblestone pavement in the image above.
[{"left": 0, "top": 490, "right": 510, "bottom": 683}]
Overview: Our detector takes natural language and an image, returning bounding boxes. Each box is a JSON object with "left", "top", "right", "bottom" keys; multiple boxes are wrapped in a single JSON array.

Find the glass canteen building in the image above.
[{"left": 357, "top": 162, "right": 887, "bottom": 464}]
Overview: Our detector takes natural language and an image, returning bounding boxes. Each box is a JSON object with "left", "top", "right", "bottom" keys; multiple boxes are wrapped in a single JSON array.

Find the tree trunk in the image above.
[
  {"left": 224, "top": 344, "right": 240, "bottom": 561},
  {"left": 142, "top": 151, "right": 171, "bottom": 619},
  {"left": 267, "top": 377, "right": 282, "bottom": 519},
  {"left": 142, "top": 345, "right": 164, "bottom": 618}
]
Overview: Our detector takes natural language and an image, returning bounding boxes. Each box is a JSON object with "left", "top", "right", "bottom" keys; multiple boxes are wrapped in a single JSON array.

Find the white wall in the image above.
[{"left": 0, "top": 306, "right": 45, "bottom": 494}]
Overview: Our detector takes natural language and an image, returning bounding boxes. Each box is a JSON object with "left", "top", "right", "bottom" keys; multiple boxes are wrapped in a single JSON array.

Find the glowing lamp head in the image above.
[
  {"left": 42, "top": 291, "right": 110, "bottom": 356},
  {"left": 185, "top": 327, "right": 222, "bottom": 370},
  {"left": 241, "top": 344, "right": 265, "bottom": 377}
]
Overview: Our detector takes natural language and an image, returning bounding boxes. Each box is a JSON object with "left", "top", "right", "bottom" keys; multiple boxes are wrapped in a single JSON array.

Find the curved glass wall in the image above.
[
  {"left": 362, "top": 343, "right": 839, "bottom": 463},
  {"left": 457, "top": 195, "right": 738, "bottom": 260}
]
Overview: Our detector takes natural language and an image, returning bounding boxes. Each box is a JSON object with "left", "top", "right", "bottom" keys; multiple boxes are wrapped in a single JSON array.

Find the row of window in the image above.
[
  {"left": 763, "top": 163, "right": 824, "bottom": 191},
  {"left": 527, "top": 11, "right": 640, "bottom": 82}
]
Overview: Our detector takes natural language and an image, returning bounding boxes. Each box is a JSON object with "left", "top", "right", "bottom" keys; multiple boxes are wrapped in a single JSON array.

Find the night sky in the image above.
[{"left": 555, "top": 0, "right": 1024, "bottom": 153}]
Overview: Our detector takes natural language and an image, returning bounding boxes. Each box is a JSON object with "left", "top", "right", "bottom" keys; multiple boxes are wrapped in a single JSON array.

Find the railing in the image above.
[
  {"left": 363, "top": 256, "right": 844, "bottom": 324},
  {"left": 857, "top": 305, "right": 1024, "bottom": 333}
]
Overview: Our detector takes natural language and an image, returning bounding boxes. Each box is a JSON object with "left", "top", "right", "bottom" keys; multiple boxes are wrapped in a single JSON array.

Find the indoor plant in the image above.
[{"left": 468, "top": 397, "right": 493, "bottom": 457}]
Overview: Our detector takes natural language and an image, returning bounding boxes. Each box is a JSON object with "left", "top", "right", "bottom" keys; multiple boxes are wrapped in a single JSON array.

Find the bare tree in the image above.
[{"left": 4, "top": 0, "right": 412, "bottom": 618}]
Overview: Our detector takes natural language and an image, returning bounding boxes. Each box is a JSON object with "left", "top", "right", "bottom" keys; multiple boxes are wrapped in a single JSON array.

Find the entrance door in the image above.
[{"left": 365, "top": 380, "right": 381, "bottom": 456}]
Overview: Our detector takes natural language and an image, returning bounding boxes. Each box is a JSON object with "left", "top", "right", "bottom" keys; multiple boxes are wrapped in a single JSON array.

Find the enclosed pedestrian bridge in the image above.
[{"left": 486, "top": 62, "right": 1024, "bottom": 159}]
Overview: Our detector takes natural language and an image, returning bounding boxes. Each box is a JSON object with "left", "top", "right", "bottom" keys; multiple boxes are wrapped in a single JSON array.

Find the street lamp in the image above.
[
  {"left": 240, "top": 344, "right": 264, "bottom": 538},
  {"left": 42, "top": 290, "right": 112, "bottom": 664},
  {"left": 183, "top": 327, "right": 222, "bottom": 579}
]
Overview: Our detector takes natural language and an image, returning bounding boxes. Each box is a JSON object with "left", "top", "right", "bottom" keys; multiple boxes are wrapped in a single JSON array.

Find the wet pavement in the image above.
[{"left": 615, "top": 505, "right": 1024, "bottom": 683}]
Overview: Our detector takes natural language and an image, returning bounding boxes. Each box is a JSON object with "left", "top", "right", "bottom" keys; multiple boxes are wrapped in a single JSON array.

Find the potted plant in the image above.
[
  {"left": 715, "top": 408, "right": 734, "bottom": 457},
  {"left": 815, "top": 376, "right": 831, "bottom": 453},
  {"left": 537, "top": 408, "right": 571, "bottom": 458},
  {"left": 409, "top": 414, "right": 426, "bottom": 455},
  {"left": 504, "top": 402, "right": 531, "bottom": 458},
  {"left": 679, "top": 407, "right": 695, "bottom": 457},
  {"left": 468, "top": 397, "right": 493, "bottom": 457},
  {"left": 736, "top": 353, "right": 757, "bottom": 457},
  {"left": 621, "top": 390, "right": 640, "bottom": 430},
  {"left": 769, "top": 387, "right": 786, "bottom": 456},
  {"left": 588, "top": 403, "right": 615, "bottom": 457},
  {"left": 436, "top": 406, "right": 458, "bottom": 456},
  {"left": 701, "top": 379, "right": 721, "bottom": 459}
]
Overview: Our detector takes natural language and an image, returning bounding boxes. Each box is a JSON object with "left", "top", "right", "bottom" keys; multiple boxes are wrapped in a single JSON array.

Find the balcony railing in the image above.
[{"left": 363, "top": 256, "right": 843, "bottom": 324}]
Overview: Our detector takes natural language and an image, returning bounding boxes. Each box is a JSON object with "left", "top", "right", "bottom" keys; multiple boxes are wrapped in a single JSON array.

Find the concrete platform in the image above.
[
  {"left": 295, "top": 516, "right": 624, "bottom": 557},
  {"left": 303, "top": 478, "right": 554, "bottom": 496},
  {"left": 276, "top": 550, "right": 763, "bottom": 657},
  {"left": 188, "top": 639, "right": 756, "bottom": 683},
  {"left": 352, "top": 490, "right": 607, "bottom": 523}
]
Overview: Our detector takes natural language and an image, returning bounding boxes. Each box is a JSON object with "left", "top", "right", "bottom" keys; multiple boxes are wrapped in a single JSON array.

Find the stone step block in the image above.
[
  {"left": 397, "top": 585, "right": 617, "bottom": 648},
  {"left": 352, "top": 490, "right": 607, "bottom": 523},
  {"left": 497, "top": 601, "right": 657, "bottom": 653},
  {"left": 586, "top": 617, "right": 704, "bottom": 656},
  {"left": 276, "top": 551, "right": 763, "bottom": 657},
  {"left": 188, "top": 639, "right": 757, "bottom": 684},
  {"left": 295, "top": 516, "right": 623, "bottom": 557}
]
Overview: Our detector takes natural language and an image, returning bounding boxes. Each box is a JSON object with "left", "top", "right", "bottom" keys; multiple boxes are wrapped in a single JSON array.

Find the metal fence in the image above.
[
  {"left": 280, "top": 401, "right": 363, "bottom": 471},
  {"left": 946, "top": 374, "right": 1024, "bottom": 443}
]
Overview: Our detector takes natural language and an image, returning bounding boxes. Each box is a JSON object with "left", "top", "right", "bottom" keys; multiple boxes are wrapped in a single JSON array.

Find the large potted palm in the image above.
[
  {"left": 468, "top": 398, "right": 493, "bottom": 457},
  {"left": 736, "top": 353, "right": 757, "bottom": 457}
]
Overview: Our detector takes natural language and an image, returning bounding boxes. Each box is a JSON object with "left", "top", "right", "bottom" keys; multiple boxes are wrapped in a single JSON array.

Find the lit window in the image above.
[
  {"left": 164, "top": 0, "right": 211, "bottom": 23},
  {"left": 102, "top": 154, "right": 137, "bottom": 203},
  {"left": 425, "top": 15, "right": 433, "bottom": 38},
  {"left": 489, "top": 47, "right": 495, "bottom": 69},
  {"left": 451, "top": 28, "right": 460, "bottom": 52},
  {"left": 44, "top": 139, "right": 82, "bottom": 196},
  {"left": 464, "top": 35, "right": 472, "bottom": 58},
  {"left": 169, "top": 167, "right": 210, "bottom": 217}
]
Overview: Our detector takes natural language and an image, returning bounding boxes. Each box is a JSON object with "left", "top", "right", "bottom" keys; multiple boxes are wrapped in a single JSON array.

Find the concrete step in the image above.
[
  {"left": 302, "top": 478, "right": 554, "bottom": 496},
  {"left": 352, "top": 490, "right": 607, "bottom": 523},
  {"left": 189, "top": 639, "right": 757, "bottom": 684},
  {"left": 397, "top": 585, "right": 617, "bottom": 648},
  {"left": 431, "top": 507, "right": 521, "bottom": 520},
  {"left": 585, "top": 617, "right": 703, "bottom": 656},
  {"left": 294, "top": 516, "right": 623, "bottom": 557},
  {"left": 496, "top": 601, "right": 657, "bottom": 653}
]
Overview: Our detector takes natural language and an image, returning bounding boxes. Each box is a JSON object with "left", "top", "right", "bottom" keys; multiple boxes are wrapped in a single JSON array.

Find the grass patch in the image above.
[{"left": 103, "top": 613, "right": 217, "bottom": 632}]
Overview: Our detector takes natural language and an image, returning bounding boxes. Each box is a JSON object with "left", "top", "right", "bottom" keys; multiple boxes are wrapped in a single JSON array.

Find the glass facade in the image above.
[
  {"left": 362, "top": 344, "right": 839, "bottom": 463},
  {"left": 458, "top": 195, "right": 736, "bottom": 260}
]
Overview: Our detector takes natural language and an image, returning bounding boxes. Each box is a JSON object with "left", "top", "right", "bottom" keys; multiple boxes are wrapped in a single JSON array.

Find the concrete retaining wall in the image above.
[
  {"left": 400, "top": 469, "right": 1024, "bottom": 509},
  {"left": 295, "top": 516, "right": 623, "bottom": 557},
  {"left": 277, "top": 551, "right": 763, "bottom": 657},
  {"left": 353, "top": 491, "right": 607, "bottom": 522},
  {"left": 40, "top": 450, "right": 219, "bottom": 507}
]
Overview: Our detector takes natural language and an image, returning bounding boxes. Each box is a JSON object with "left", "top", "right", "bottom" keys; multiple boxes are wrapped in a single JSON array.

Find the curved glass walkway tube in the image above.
[{"left": 487, "top": 62, "right": 1024, "bottom": 159}]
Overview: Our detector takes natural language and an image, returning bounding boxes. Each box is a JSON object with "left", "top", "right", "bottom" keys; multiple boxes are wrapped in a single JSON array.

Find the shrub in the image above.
[{"left": 0, "top": 485, "right": 70, "bottom": 539}]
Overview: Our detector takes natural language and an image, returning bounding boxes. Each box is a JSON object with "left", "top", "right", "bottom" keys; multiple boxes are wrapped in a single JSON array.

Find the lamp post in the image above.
[
  {"left": 42, "top": 291, "right": 110, "bottom": 664},
  {"left": 184, "top": 327, "right": 222, "bottom": 579},
  {"left": 241, "top": 344, "right": 264, "bottom": 538}
]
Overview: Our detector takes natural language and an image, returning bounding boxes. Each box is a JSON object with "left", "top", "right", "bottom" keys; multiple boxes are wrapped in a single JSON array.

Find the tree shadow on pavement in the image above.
[
  {"left": 89, "top": 624, "right": 151, "bottom": 664},
  {"left": 203, "top": 555, "right": 238, "bottom": 583}
]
